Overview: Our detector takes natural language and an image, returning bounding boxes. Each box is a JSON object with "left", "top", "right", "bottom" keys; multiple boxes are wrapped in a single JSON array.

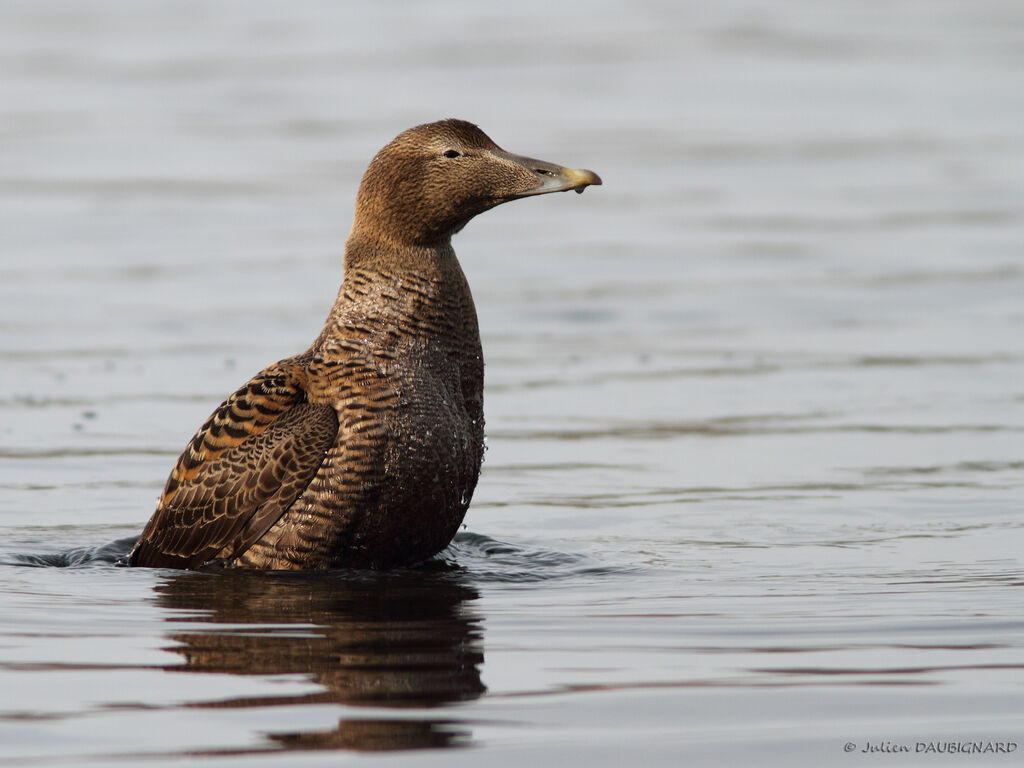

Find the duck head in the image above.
[{"left": 351, "top": 119, "right": 601, "bottom": 247}]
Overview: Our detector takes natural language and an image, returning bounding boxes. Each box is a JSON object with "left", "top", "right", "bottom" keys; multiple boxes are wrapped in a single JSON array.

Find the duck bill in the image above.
[{"left": 499, "top": 151, "right": 603, "bottom": 197}]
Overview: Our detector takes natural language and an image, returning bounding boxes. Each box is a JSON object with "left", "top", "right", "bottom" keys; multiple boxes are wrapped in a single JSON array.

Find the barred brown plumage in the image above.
[{"left": 129, "top": 119, "right": 600, "bottom": 570}]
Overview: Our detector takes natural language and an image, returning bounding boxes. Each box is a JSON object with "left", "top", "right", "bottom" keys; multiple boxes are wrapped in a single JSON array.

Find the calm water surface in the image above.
[{"left": 2, "top": 1, "right": 1023, "bottom": 765}]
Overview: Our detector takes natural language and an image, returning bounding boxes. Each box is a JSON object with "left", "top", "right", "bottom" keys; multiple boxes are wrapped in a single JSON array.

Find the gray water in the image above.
[{"left": 2, "top": 1, "right": 1023, "bottom": 765}]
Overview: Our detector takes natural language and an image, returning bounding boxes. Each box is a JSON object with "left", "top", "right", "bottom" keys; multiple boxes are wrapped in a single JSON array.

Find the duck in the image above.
[{"left": 128, "top": 118, "right": 600, "bottom": 570}]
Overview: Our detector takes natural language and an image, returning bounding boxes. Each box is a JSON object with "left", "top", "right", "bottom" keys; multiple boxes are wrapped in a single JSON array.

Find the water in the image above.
[{"left": 2, "top": 1, "right": 1023, "bottom": 765}]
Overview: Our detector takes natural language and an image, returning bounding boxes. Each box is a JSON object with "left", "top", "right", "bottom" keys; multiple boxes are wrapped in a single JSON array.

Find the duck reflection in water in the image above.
[{"left": 152, "top": 564, "right": 485, "bottom": 752}]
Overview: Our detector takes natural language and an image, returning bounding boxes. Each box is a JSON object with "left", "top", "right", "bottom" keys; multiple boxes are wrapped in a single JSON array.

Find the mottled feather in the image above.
[{"left": 129, "top": 364, "right": 337, "bottom": 569}]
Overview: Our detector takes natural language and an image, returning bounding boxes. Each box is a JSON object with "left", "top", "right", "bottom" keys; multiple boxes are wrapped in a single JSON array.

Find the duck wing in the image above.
[{"left": 129, "top": 363, "right": 338, "bottom": 569}]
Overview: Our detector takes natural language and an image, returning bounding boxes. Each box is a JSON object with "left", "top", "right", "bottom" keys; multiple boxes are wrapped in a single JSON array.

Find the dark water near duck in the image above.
[{"left": 2, "top": 1, "right": 1024, "bottom": 765}]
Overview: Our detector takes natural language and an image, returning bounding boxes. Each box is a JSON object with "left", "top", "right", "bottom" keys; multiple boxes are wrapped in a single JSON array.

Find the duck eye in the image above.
[{"left": 443, "top": 149, "right": 461, "bottom": 159}]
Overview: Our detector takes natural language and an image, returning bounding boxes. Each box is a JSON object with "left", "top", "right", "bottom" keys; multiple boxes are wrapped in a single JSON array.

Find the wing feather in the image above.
[{"left": 129, "top": 364, "right": 338, "bottom": 569}]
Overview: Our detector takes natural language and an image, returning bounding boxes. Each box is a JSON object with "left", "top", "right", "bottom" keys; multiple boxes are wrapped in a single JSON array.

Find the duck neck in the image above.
[
  {"left": 342, "top": 231, "right": 457, "bottom": 280},
  {"left": 317, "top": 232, "right": 480, "bottom": 349}
]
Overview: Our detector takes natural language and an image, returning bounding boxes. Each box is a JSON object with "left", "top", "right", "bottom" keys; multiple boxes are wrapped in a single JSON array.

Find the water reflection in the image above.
[{"left": 152, "top": 567, "right": 485, "bottom": 752}]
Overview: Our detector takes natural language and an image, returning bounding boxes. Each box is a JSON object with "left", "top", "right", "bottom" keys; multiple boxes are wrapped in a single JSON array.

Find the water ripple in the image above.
[{"left": 5, "top": 532, "right": 631, "bottom": 585}]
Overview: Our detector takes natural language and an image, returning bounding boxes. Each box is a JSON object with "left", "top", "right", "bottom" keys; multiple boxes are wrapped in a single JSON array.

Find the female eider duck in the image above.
[{"left": 129, "top": 118, "right": 600, "bottom": 570}]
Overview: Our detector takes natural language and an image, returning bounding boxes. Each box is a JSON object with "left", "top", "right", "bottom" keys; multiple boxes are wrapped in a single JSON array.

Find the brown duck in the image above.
[{"left": 129, "top": 119, "right": 600, "bottom": 570}]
